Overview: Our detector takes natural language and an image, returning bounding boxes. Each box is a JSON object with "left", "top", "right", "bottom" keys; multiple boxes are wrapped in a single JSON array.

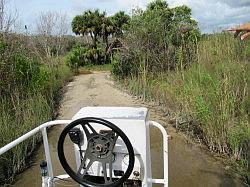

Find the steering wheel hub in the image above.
[
  {"left": 95, "top": 144, "right": 103, "bottom": 152},
  {"left": 89, "top": 135, "right": 112, "bottom": 159}
]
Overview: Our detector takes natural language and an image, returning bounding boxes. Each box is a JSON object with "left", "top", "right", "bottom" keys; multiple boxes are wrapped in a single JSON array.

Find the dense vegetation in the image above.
[
  {"left": 0, "top": 33, "right": 73, "bottom": 184},
  {"left": 112, "top": 0, "right": 250, "bottom": 184}
]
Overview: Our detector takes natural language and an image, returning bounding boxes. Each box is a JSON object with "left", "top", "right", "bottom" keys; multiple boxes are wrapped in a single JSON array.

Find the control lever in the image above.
[{"left": 68, "top": 128, "right": 84, "bottom": 146}]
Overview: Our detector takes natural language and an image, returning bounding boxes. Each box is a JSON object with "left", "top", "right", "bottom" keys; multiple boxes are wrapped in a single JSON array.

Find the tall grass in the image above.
[
  {"left": 0, "top": 94, "right": 51, "bottom": 182},
  {"left": 114, "top": 33, "right": 250, "bottom": 183},
  {"left": 0, "top": 34, "right": 73, "bottom": 184}
]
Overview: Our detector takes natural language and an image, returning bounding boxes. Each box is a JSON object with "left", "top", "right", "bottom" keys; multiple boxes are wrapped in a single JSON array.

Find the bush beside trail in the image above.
[{"left": 66, "top": 44, "right": 107, "bottom": 72}]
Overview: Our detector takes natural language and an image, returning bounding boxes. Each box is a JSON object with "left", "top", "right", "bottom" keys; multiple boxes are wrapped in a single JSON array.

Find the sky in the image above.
[{"left": 10, "top": 0, "right": 250, "bottom": 33}]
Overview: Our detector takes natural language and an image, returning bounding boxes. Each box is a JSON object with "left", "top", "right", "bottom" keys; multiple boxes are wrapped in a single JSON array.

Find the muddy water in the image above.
[{"left": 14, "top": 72, "right": 247, "bottom": 187}]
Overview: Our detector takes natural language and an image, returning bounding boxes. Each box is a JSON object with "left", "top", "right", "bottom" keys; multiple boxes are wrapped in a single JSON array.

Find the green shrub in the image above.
[
  {"left": 66, "top": 45, "right": 90, "bottom": 70},
  {"left": 13, "top": 53, "right": 40, "bottom": 86},
  {"left": 66, "top": 44, "right": 108, "bottom": 72},
  {"left": 112, "top": 54, "right": 139, "bottom": 78}
]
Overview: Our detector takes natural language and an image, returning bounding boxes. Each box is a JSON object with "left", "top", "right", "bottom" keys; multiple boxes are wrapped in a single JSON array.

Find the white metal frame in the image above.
[
  {"left": 149, "top": 121, "right": 169, "bottom": 187},
  {"left": 0, "top": 120, "right": 169, "bottom": 187}
]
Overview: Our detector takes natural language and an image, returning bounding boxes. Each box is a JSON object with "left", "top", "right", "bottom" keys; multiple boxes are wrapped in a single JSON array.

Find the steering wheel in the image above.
[{"left": 58, "top": 117, "right": 135, "bottom": 187}]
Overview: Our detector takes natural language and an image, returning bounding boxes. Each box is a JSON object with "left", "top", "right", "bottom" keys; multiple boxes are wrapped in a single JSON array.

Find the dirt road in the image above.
[{"left": 15, "top": 72, "right": 246, "bottom": 187}]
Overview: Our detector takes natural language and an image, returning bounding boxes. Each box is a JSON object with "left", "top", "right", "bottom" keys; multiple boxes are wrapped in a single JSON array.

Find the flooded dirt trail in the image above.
[{"left": 15, "top": 72, "right": 247, "bottom": 187}]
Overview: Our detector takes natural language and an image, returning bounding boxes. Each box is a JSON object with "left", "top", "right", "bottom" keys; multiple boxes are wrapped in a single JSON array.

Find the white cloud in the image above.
[
  {"left": 117, "top": 0, "right": 145, "bottom": 9},
  {"left": 70, "top": 0, "right": 148, "bottom": 15},
  {"left": 168, "top": 0, "right": 250, "bottom": 32}
]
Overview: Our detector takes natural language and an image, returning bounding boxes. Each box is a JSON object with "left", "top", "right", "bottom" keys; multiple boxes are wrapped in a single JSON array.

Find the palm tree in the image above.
[
  {"left": 72, "top": 9, "right": 104, "bottom": 48},
  {"left": 101, "top": 16, "right": 114, "bottom": 52},
  {"left": 111, "top": 11, "right": 130, "bottom": 37}
]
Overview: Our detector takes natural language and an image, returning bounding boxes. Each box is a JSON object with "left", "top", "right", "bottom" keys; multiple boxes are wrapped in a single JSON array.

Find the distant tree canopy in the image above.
[
  {"left": 69, "top": 10, "right": 130, "bottom": 69},
  {"left": 145, "top": 0, "right": 200, "bottom": 43},
  {"left": 72, "top": 10, "right": 130, "bottom": 48},
  {"left": 112, "top": 0, "right": 201, "bottom": 77},
  {"left": 72, "top": 10, "right": 105, "bottom": 48},
  {"left": 148, "top": 0, "right": 169, "bottom": 10},
  {"left": 111, "top": 11, "right": 130, "bottom": 37}
]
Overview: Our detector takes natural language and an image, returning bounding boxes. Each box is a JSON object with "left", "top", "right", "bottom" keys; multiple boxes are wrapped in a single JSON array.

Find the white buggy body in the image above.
[{"left": 73, "top": 107, "right": 152, "bottom": 186}]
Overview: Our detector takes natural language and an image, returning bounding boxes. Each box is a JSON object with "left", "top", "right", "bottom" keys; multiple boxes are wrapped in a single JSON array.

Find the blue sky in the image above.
[{"left": 10, "top": 0, "right": 250, "bottom": 33}]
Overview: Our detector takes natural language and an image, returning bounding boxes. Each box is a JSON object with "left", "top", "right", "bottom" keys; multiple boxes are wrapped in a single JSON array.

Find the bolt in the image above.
[{"left": 133, "top": 171, "right": 140, "bottom": 177}]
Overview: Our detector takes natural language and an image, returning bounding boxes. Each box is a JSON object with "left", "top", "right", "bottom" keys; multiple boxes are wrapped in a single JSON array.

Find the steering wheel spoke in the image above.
[
  {"left": 102, "top": 159, "right": 113, "bottom": 184},
  {"left": 102, "top": 162, "right": 108, "bottom": 183},
  {"left": 81, "top": 122, "right": 98, "bottom": 140},
  {"left": 110, "top": 134, "right": 118, "bottom": 149},
  {"left": 86, "top": 122, "right": 98, "bottom": 134},
  {"left": 108, "top": 159, "right": 113, "bottom": 182},
  {"left": 77, "top": 153, "right": 94, "bottom": 177}
]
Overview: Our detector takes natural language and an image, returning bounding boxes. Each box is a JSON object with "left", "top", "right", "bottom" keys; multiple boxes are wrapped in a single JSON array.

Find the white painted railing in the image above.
[{"left": 149, "top": 121, "right": 169, "bottom": 187}]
